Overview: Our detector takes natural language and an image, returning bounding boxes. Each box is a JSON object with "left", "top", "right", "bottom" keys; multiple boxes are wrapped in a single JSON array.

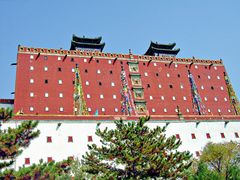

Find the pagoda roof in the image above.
[
  {"left": 72, "top": 34, "right": 102, "bottom": 44},
  {"left": 145, "top": 41, "right": 180, "bottom": 56},
  {"left": 70, "top": 40, "right": 105, "bottom": 51}
]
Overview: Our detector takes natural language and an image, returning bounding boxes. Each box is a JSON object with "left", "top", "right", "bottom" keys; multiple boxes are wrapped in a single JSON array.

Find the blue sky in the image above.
[{"left": 0, "top": 0, "right": 239, "bottom": 99}]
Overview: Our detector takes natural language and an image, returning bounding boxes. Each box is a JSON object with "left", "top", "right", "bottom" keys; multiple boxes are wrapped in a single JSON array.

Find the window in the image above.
[
  {"left": 152, "top": 108, "right": 156, "bottom": 113},
  {"left": 96, "top": 59, "right": 99, "bottom": 63},
  {"left": 45, "top": 107, "right": 49, "bottom": 112},
  {"left": 99, "top": 82, "right": 102, "bottom": 86},
  {"left": 100, "top": 94, "right": 104, "bottom": 99},
  {"left": 208, "top": 75, "right": 211, "bottom": 79},
  {"left": 88, "top": 136, "right": 93, "bottom": 142},
  {"left": 183, "top": 96, "right": 187, "bottom": 101},
  {"left": 167, "top": 73, "right": 170, "bottom": 77},
  {"left": 44, "top": 66, "right": 48, "bottom": 71},
  {"left": 147, "top": 84, "right": 150, "bottom": 88},
  {"left": 47, "top": 136, "right": 52, "bottom": 143},
  {"left": 175, "top": 134, "right": 180, "bottom": 139},
  {"left": 235, "top": 132, "right": 239, "bottom": 138},
  {"left": 113, "top": 95, "right": 117, "bottom": 99},
  {"left": 175, "top": 109, "right": 178, "bottom": 113},
  {"left": 87, "top": 94, "right": 91, "bottom": 99},
  {"left": 191, "top": 133, "right": 196, "bottom": 139},
  {"left": 217, "top": 76, "right": 220, "bottom": 80},
  {"left": 177, "top": 74, "right": 180, "bottom": 78},
  {"left": 72, "top": 80, "right": 75, "bottom": 85},
  {"left": 30, "top": 66, "right": 34, "bottom": 71},
  {"left": 208, "top": 109, "right": 211, "bottom": 113},
  {"left": 45, "top": 93, "right": 49, "bottom": 97},
  {"left": 30, "top": 79, "right": 34, "bottom": 84},
  {"left": 86, "top": 81, "right": 89, "bottom": 86},
  {"left": 194, "top": 65, "right": 198, "bottom": 69},
  {"left": 109, "top": 70, "right": 113, "bottom": 74},
  {"left": 114, "top": 108, "right": 118, "bottom": 112},
  {"left": 175, "top": 64, "right": 178, "bottom": 68},
  {"left": 180, "top": 85, "right": 184, "bottom": 89},
  {"left": 211, "top": 86, "right": 214, "bottom": 90},
  {"left": 169, "top": 85, "right": 173, "bottom": 89},
  {"left": 214, "top": 66, "right": 217, "bottom": 70},
  {"left": 111, "top": 82, "right": 115, "bottom": 87},
  {"left": 161, "top": 96, "right": 165, "bottom": 100},
  {"left": 158, "top": 84, "right": 162, "bottom": 88},
  {"left": 144, "top": 72, "right": 148, "bottom": 76},
  {"left": 228, "top": 109, "right": 231, "bottom": 113},
  {"left": 186, "top": 108, "right": 190, "bottom": 113},
  {"left": 150, "top": 96, "right": 153, "bottom": 100},
  {"left": 201, "top": 85, "right": 204, "bottom": 90},
  {"left": 204, "top": 97, "right": 208, "bottom": 101},
  {"left": 214, "top": 97, "right": 218, "bottom": 101},
  {"left": 72, "top": 68, "right": 75, "bottom": 72},
  {"left": 97, "top": 69, "right": 101, "bottom": 74},
  {"left": 108, "top": 60, "right": 111, "bottom": 64},
  {"left": 218, "top": 109, "right": 221, "bottom": 113},
  {"left": 30, "top": 92, "right": 34, "bottom": 97},
  {"left": 195, "top": 151, "right": 200, "bottom": 157},
  {"left": 59, "top": 107, "right": 64, "bottom": 112},
  {"left": 101, "top": 108, "right": 105, "bottom": 112},
  {"left": 198, "top": 75, "right": 201, "bottom": 79},
  {"left": 206, "top": 133, "right": 211, "bottom": 139},
  {"left": 30, "top": 107, "right": 34, "bottom": 112},
  {"left": 68, "top": 136, "right": 73, "bottom": 142},
  {"left": 156, "top": 73, "right": 159, "bottom": 77},
  {"left": 164, "top": 108, "right": 167, "bottom": 113},
  {"left": 224, "top": 97, "right": 227, "bottom": 102},
  {"left": 58, "top": 67, "right": 62, "bottom": 72},
  {"left": 220, "top": 133, "right": 225, "bottom": 138},
  {"left": 59, "top": 93, "right": 63, "bottom": 98},
  {"left": 58, "top": 80, "right": 62, "bottom": 84},
  {"left": 153, "top": 63, "right": 157, "bottom": 66},
  {"left": 87, "top": 108, "right": 91, "bottom": 112},
  {"left": 84, "top": 58, "right": 87, "bottom": 62},
  {"left": 57, "top": 57, "right": 61, "bottom": 61},
  {"left": 85, "top": 69, "right": 88, "bottom": 73},
  {"left": 25, "top": 158, "right": 30, "bottom": 165},
  {"left": 45, "top": 79, "right": 48, "bottom": 84},
  {"left": 30, "top": 55, "right": 34, "bottom": 59},
  {"left": 172, "top": 96, "right": 176, "bottom": 101},
  {"left": 220, "top": 86, "right": 224, "bottom": 90},
  {"left": 47, "top": 157, "right": 53, "bottom": 163},
  {"left": 71, "top": 58, "right": 74, "bottom": 62}
]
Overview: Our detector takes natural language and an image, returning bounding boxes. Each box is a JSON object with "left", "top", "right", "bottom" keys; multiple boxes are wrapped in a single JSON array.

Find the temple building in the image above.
[{"left": 2, "top": 35, "right": 240, "bottom": 168}]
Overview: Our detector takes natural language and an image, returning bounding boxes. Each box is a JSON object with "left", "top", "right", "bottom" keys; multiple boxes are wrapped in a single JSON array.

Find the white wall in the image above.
[{"left": 2, "top": 120, "right": 240, "bottom": 169}]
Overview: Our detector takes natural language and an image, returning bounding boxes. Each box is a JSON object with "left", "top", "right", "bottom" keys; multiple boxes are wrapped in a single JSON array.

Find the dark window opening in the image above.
[
  {"left": 191, "top": 133, "right": 196, "bottom": 139},
  {"left": 156, "top": 73, "right": 159, "bottom": 77},
  {"left": 58, "top": 67, "right": 62, "bottom": 72},
  {"left": 235, "top": 132, "right": 239, "bottom": 138},
  {"left": 220, "top": 133, "right": 225, "bottom": 138},
  {"left": 205, "top": 66, "right": 208, "bottom": 69},
  {"left": 72, "top": 80, "right": 75, "bottom": 85},
  {"left": 120, "top": 61, "right": 123, "bottom": 65},
  {"left": 211, "top": 86, "right": 214, "bottom": 90},
  {"left": 169, "top": 85, "right": 173, "bottom": 88},
  {"left": 88, "top": 136, "right": 93, "bottom": 142},
  {"left": 68, "top": 136, "right": 73, "bottom": 142},
  {"left": 177, "top": 74, "right": 181, "bottom": 78},
  {"left": 71, "top": 58, "right": 74, "bottom": 62},
  {"left": 185, "top": 65, "right": 188, "bottom": 68},
  {"left": 143, "top": 62, "right": 146, "bottom": 66},
  {"left": 147, "top": 84, "right": 150, "bottom": 88},
  {"left": 85, "top": 69, "right": 88, "bottom": 73},
  {"left": 96, "top": 59, "right": 99, "bottom": 63},
  {"left": 110, "top": 70, "right": 113, "bottom": 74},
  {"left": 165, "top": 64, "right": 167, "bottom": 67},
  {"left": 196, "top": 151, "right": 200, "bottom": 157},
  {"left": 45, "top": 79, "right": 48, "bottom": 84},
  {"left": 198, "top": 75, "right": 201, "bottom": 79},
  {"left": 206, "top": 133, "right": 211, "bottom": 139},
  {"left": 99, "top": 82, "right": 102, "bottom": 86}
]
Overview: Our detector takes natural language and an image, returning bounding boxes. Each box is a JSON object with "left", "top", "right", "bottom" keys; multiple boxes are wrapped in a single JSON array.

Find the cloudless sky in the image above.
[{"left": 0, "top": 0, "right": 239, "bottom": 99}]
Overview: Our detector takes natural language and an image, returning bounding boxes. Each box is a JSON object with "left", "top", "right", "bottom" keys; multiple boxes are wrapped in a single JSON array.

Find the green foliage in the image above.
[
  {"left": 80, "top": 116, "right": 192, "bottom": 179},
  {"left": 0, "top": 121, "right": 40, "bottom": 170},
  {"left": 0, "top": 107, "right": 13, "bottom": 121},
  {"left": 0, "top": 159, "right": 73, "bottom": 179},
  {"left": 187, "top": 142, "right": 240, "bottom": 179}
]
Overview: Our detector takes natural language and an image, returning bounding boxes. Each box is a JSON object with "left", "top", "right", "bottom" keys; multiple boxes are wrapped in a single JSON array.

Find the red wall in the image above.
[{"left": 14, "top": 48, "right": 234, "bottom": 116}]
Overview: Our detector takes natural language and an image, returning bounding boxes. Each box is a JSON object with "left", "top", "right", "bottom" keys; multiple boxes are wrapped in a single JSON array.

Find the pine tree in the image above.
[
  {"left": 0, "top": 119, "right": 40, "bottom": 170},
  {"left": 81, "top": 116, "right": 192, "bottom": 179}
]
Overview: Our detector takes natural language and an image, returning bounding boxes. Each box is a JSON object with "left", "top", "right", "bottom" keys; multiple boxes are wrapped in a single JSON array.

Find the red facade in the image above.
[{"left": 14, "top": 46, "right": 236, "bottom": 118}]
